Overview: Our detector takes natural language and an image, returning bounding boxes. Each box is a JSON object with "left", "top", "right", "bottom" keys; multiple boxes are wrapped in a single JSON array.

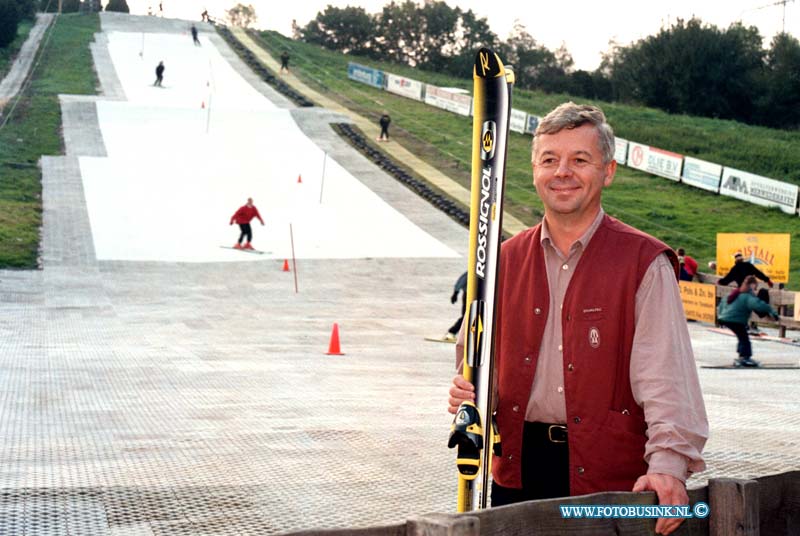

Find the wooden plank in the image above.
[
  {"left": 755, "top": 471, "right": 800, "bottom": 536},
  {"left": 709, "top": 478, "right": 759, "bottom": 536},
  {"left": 472, "top": 490, "right": 708, "bottom": 535},
  {"left": 406, "top": 514, "right": 479, "bottom": 536},
  {"left": 286, "top": 525, "right": 406, "bottom": 536}
]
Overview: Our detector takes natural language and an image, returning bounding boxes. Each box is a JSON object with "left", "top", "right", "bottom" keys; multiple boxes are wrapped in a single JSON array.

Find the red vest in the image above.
[{"left": 492, "top": 215, "right": 677, "bottom": 495}]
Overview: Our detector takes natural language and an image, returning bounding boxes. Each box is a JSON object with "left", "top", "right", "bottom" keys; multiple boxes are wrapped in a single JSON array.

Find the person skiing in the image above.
[
  {"left": 154, "top": 61, "right": 165, "bottom": 87},
  {"left": 229, "top": 197, "right": 264, "bottom": 250},
  {"left": 191, "top": 24, "right": 201, "bottom": 46},
  {"left": 717, "top": 275, "right": 780, "bottom": 368},
  {"left": 444, "top": 272, "right": 467, "bottom": 342}
]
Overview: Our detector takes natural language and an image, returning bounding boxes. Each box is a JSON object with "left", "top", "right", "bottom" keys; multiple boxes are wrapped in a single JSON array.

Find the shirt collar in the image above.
[{"left": 540, "top": 208, "right": 605, "bottom": 253}]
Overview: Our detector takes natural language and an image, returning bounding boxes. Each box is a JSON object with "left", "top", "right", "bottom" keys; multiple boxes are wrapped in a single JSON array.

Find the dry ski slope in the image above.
[
  {"left": 0, "top": 11, "right": 799, "bottom": 536},
  {"left": 0, "top": 12, "right": 468, "bottom": 535}
]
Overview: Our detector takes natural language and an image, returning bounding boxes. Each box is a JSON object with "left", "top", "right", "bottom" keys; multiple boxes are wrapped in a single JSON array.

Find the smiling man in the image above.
[{"left": 449, "top": 102, "right": 708, "bottom": 535}]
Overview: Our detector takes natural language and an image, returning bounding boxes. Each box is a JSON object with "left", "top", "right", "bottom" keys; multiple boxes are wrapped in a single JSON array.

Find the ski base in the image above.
[
  {"left": 425, "top": 336, "right": 457, "bottom": 344},
  {"left": 220, "top": 246, "right": 267, "bottom": 255}
]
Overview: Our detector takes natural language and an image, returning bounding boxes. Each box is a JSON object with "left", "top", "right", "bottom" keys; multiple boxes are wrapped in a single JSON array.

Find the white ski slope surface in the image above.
[{"left": 79, "top": 31, "right": 458, "bottom": 262}]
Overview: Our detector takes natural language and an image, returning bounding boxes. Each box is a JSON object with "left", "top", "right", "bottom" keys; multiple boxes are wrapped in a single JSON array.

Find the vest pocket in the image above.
[{"left": 604, "top": 409, "right": 647, "bottom": 436}]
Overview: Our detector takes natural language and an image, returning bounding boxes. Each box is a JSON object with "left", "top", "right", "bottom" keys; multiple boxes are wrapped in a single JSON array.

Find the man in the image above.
[
  {"left": 677, "top": 247, "right": 698, "bottom": 281},
  {"left": 191, "top": 24, "right": 201, "bottom": 46},
  {"left": 229, "top": 197, "right": 265, "bottom": 250},
  {"left": 718, "top": 252, "right": 773, "bottom": 288},
  {"left": 280, "top": 50, "right": 290, "bottom": 73},
  {"left": 378, "top": 112, "right": 391, "bottom": 142},
  {"left": 448, "top": 103, "right": 708, "bottom": 536},
  {"left": 154, "top": 61, "right": 165, "bottom": 87}
]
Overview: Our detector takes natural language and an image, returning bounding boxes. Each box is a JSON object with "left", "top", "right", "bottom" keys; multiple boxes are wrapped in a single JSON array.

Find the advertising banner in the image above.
[
  {"left": 614, "top": 137, "right": 628, "bottom": 165},
  {"left": 627, "top": 142, "right": 682, "bottom": 181},
  {"left": 346, "top": 63, "right": 384, "bottom": 89},
  {"left": 385, "top": 72, "right": 424, "bottom": 101},
  {"left": 720, "top": 167, "right": 798, "bottom": 214},
  {"left": 424, "top": 85, "right": 472, "bottom": 116},
  {"left": 716, "top": 233, "right": 791, "bottom": 283},
  {"left": 525, "top": 115, "right": 539, "bottom": 135},
  {"left": 682, "top": 156, "right": 722, "bottom": 193},
  {"left": 679, "top": 282, "right": 717, "bottom": 323},
  {"left": 510, "top": 108, "right": 528, "bottom": 134}
]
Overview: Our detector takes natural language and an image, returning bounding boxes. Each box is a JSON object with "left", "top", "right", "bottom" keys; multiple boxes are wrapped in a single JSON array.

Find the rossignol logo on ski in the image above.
[
  {"left": 479, "top": 51, "right": 491, "bottom": 76},
  {"left": 475, "top": 165, "right": 493, "bottom": 280},
  {"left": 481, "top": 121, "right": 496, "bottom": 161}
]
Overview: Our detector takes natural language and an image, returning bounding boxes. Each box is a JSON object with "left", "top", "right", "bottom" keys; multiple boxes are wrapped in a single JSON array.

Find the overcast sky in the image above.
[{"left": 126, "top": 0, "right": 799, "bottom": 71}]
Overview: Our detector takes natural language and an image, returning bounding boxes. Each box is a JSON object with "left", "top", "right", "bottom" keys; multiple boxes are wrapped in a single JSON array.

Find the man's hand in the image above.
[
  {"left": 633, "top": 473, "right": 689, "bottom": 535},
  {"left": 448, "top": 375, "right": 474, "bottom": 414},
  {"left": 450, "top": 291, "right": 458, "bottom": 304}
]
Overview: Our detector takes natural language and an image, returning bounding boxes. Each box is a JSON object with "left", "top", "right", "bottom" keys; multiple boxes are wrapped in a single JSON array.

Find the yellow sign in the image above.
[
  {"left": 716, "top": 233, "right": 791, "bottom": 283},
  {"left": 679, "top": 282, "right": 717, "bottom": 323}
]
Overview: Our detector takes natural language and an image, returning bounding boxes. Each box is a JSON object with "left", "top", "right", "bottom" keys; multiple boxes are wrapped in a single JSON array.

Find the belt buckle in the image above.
[{"left": 547, "top": 424, "right": 567, "bottom": 443}]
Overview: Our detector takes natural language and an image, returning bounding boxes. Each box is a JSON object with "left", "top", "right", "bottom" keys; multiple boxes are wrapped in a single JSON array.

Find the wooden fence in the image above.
[{"left": 286, "top": 471, "right": 799, "bottom": 536}]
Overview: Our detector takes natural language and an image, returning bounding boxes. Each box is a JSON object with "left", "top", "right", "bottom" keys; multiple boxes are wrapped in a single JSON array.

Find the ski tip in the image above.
[{"left": 474, "top": 48, "right": 504, "bottom": 79}]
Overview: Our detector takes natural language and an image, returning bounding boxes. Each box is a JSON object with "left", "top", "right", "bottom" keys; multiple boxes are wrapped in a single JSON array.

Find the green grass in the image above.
[
  {"left": 252, "top": 30, "right": 800, "bottom": 289},
  {"left": 0, "top": 20, "right": 34, "bottom": 80},
  {"left": 0, "top": 14, "right": 99, "bottom": 268}
]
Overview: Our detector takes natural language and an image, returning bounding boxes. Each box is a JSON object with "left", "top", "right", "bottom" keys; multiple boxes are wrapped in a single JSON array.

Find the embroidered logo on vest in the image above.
[{"left": 589, "top": 327, "right": 600, "bottom": 348}]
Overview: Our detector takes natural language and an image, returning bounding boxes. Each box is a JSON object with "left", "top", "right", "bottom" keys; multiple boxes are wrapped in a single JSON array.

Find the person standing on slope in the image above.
[{"left": 230, "top": 197, "right": 265, "bottom": 250}]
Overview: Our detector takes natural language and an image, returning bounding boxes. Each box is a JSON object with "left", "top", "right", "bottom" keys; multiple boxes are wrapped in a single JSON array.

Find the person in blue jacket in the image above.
[{"left": 717, "top": 275, "right": 780, "bottom": 367}]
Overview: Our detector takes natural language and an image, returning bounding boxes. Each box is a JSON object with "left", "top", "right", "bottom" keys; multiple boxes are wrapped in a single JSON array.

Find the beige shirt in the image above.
[{"left": 458, "top": 208, "right": 708, "bottom": 482}]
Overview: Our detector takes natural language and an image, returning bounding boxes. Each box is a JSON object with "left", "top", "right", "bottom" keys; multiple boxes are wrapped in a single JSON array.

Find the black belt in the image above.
[{"left": 526, "top": 422, "right": 568, "bottom": 444}]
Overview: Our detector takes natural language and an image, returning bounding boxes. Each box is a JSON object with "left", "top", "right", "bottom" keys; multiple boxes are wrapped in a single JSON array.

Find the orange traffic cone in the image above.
[
  {"left": 326, "top": 323, "right": 344, "bottom": 355},
  {"left": 282, "top": 259, "right": 290, "bottom": 272},
  {"left": 297, "top": 174, "right": 302, "bottom": 184}
]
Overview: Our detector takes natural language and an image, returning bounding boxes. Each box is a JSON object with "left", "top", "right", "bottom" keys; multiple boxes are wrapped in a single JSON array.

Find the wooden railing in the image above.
[{"left": 285, "top": 471, "right": 799, "bottom": 536}]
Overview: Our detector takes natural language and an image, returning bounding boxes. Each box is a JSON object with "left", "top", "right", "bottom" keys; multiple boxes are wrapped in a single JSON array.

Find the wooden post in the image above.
[
  {"left": 407, "top": 514, "right": 479, "bottom": 536},
  {"left": 709, "top": 478, "right": 759, "bottom": 536}
]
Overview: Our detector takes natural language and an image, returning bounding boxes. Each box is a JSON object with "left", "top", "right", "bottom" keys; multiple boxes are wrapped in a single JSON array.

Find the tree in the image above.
[
  {"left": 301, "top": 5, "right": 374, "bottom": 56},
  {"left": 757, "top": 33, "right": 800, "bottom": 128},
  {"left": 104, "top": 0, "right": 129, "bottom": 13},
  {"left": 498, "top": 21, "right": 566, "bottom": 92},
  {"left": 0, "top": 0, "right": 20, "bottom": 49},
  {"left": 61, "top": 0, "right": 80, "bottom": 12},
  {"left": 14, "top": 0, "right": 36, "bottom": 20},
  {"left": 606, "top": 18, "right": 764, "bottom": 122},
  {"left": 226, "top": 3, "right": 256, "bottom": 28}
]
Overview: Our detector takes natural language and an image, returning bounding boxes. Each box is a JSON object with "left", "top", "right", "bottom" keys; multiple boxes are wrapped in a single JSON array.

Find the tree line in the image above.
[{"left": 297, "top": 1, "right": 800, "bottom": 130}]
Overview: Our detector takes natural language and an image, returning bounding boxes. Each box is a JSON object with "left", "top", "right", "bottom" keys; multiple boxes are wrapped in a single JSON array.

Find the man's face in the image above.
[{"left": 532, "top": 125, "right": 615, "bottom": 219}]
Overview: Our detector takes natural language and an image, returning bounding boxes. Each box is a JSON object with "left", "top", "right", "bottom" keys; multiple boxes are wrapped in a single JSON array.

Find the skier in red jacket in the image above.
[{"left": 229, "top": 198, "right": 264, "bottom": 250}]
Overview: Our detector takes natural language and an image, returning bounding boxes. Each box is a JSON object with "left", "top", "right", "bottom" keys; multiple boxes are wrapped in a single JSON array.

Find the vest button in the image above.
[
  {"left": 577, "top": 466, "right": 585, "bottom": 474},
  {"left": 567, "top": 363, "right": 574, "bottom": 371},
  {"left": 512, "top": 405, "right": 520, "bottom": 412},
  {"left": 524, "top": 355, "right": 532, "bottom": 364},
  {"left": 534, "top": 307, "right": 542, "bottom": 315},
  {"left": 508, "top": 454, "right": 513, "bottom": 460},
  {"left": 566, "top": 314, "right": 572, "bottom": 321},
  {"left": 573, "top": 416, "right": 581, "bottom": 424}
]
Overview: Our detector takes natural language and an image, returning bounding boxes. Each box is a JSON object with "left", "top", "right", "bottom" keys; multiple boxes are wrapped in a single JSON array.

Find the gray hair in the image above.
[{"left": 532, "top": 102, "right": 615, "bottom": 164}]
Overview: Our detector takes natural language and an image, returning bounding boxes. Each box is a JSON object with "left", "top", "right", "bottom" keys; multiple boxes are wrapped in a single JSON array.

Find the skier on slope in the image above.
[{"left": 229, "top": 197, "right": 264, "bottom": 250}]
